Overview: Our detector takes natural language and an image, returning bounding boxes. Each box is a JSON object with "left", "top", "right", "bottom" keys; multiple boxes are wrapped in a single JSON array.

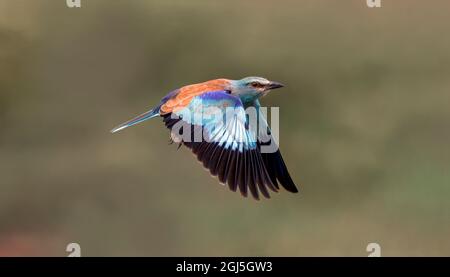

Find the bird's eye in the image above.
[{"left": 250, "top": 82, "right": 260, "bottom": 87}]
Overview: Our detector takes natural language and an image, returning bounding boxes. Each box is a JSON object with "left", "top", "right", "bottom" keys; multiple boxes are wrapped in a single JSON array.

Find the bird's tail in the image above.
[{"left": 110, "top": 105, "right": 161, "bottom": 133}]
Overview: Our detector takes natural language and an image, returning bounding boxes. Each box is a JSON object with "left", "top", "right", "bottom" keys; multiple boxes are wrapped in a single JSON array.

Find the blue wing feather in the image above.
[{"left": 173, "top": 90, "right": 257, "bottom": 152}]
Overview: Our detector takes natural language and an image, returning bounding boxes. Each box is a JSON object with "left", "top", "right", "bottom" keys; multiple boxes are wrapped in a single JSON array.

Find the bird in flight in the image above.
[{"left": 111, "top": 77, "right": 298, "bottom": 199}]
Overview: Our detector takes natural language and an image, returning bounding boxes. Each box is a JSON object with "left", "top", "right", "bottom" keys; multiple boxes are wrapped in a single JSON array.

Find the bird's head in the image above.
[{"left": 230, "top": 76, "right": 284, "bottom": 103}]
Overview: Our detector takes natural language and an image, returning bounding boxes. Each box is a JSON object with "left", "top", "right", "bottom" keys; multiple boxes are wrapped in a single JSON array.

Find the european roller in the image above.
[{"left": 111, "top": 77, "right": 298, "bottom": 199}]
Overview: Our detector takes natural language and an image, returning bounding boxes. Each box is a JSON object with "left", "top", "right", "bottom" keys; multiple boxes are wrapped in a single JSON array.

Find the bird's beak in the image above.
[{"left": 267, "top": 81, "right": 284, "bottom": 90}]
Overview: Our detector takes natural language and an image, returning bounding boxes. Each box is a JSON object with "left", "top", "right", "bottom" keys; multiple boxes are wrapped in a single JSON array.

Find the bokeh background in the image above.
[{"left": 1, "top": 0, "right": 449, "bottom": 256}]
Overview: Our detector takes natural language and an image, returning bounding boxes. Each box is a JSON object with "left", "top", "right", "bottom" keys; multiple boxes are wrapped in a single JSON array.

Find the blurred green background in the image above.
[{"left": 1, "top": 0, "right": 449, "bottom": 256}]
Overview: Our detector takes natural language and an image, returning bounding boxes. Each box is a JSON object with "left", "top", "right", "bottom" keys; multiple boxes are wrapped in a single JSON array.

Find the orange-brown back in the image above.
[{"left": 160, "top": 79, "right": 230, "bottom": 114}]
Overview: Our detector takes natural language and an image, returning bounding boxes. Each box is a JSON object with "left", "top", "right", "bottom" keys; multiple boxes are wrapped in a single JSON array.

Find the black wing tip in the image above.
[
  {"left": 286, "top": 186, "right": 299, "bottom": 193},
  {"left": 279, "top": 181, "right": 299, "bottom": 194},
  {"left": 281, "top": 180, "right": 299, "bottom": 193}
]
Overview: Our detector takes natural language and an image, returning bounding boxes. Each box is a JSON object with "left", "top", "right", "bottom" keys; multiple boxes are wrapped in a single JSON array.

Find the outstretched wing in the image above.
[{"left": 162, "top": 90, "right": 280, "bottom": 199}]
